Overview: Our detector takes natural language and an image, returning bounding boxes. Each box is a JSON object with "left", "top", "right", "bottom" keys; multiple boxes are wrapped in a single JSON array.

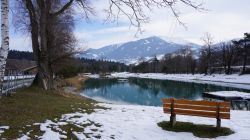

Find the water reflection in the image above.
[{"left": 81, "top": 78, "right": 250, "bottom": 108}]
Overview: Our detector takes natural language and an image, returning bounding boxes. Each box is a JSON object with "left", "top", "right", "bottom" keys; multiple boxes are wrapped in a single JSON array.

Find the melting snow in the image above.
[
  {"left": 17, "top": 103, "right": 250, "bottom": 140},
  {"left": 18, "top": 135, "right": 30, "bottom": 140},
  {"left": 39, "top": 120, "right": 67, "bottom": 140},
  {"left": 0, "top": 126, "right": 9, "bottom": 136},
  {"left": 207, "top": 91, "right": 250, "bottom": 99}
]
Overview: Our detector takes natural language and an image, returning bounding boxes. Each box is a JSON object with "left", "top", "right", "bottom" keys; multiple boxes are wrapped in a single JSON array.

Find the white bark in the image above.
[{"left": 0, "top": 0, "right": 9, "bottom": 95}]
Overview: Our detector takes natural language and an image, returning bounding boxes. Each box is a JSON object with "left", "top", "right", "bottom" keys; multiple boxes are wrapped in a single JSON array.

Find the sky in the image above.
[{"left": 5, "top": 0, "right": 250, "bottom": 51}]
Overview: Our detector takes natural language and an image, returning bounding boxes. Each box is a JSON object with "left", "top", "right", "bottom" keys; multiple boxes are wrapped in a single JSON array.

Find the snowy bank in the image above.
[
  {"left": 205, "top": 91, "right": 250, "bottom": 100},
  {"left": 110, "top": 72, "right": 250, "bottom": 90},
  {"left": 18, "top": 103, "right": 250, "bottom": 140}
]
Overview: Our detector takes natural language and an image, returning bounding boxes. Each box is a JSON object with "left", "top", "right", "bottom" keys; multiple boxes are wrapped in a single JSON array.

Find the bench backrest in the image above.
[{"left": 162, "top": 98, "right": 230, "bottom": 119}]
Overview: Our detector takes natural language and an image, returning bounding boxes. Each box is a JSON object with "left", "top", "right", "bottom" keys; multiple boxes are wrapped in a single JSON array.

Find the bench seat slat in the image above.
[{"left": 163, "top": 103, "right": 230, "bottom": 112}]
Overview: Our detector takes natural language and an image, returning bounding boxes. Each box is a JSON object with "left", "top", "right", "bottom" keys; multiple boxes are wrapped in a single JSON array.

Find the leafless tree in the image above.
[
  {"left": 224, "top": 43, "right": 235, "bottom": 74},
  {"left": 106, "top": 0, "right": 204, "bottom": 33},
  {"left": 201, "top": 32, "right": 213, "bottom": 74},
  {"left": 220, "top": 42, "right": 227, "bottom": 72},
  {"left": 14, "top": 0, "right": 204, "bottom": 90}
]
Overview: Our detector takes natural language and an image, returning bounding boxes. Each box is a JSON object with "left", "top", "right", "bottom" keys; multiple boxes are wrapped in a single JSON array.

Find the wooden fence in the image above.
[{"left": 0, "top": 69, "right": 35, "bottom": 95}]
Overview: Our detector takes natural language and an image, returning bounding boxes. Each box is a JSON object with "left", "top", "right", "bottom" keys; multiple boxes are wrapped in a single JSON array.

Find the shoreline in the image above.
[{"left": 107, "top": 73, "right": 250, "bottom": 91}]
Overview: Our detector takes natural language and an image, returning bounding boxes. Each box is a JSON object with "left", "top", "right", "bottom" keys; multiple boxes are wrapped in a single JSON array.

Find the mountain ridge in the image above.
[{"left": 80, "top": 36, "right": 201, "bottom": 64}]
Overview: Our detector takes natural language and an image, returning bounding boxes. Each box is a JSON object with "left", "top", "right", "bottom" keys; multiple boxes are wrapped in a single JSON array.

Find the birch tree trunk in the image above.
[{"left": 0, "top": 0, "right": 9, "bottom": 95}]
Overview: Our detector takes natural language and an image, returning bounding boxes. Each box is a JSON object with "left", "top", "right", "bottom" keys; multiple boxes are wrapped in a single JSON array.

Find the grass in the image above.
[
  {"left": 0, "top": 85, "right": 103, "bottom": 139},
  {"left": 64, "top": 76, "right": 88, "bottom": 91},
  {"left": 158, "top": 121, "right": 234, "bottom": 138}
]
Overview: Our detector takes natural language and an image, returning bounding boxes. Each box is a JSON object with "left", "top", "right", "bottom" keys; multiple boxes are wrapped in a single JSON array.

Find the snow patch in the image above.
[
  {"left": 0, "top": 126, "right": 9, "bottom": 136},
  {"left": 17, "top": 135, "right": 30, "bottom": 140},
  {"left": 110, "top": 73, "right": 250, "bottom": 90},
  {"left": 39, "top": 120, "right": 67, "bottom": 140},
  {"left": 207, "top": 91, "right": 250, "bottom": 99}
]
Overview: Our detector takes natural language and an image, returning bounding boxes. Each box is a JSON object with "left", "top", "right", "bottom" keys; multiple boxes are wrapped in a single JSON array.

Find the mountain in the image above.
[{"left": 80, "top": 36, "right": 201, "bottom": 64}]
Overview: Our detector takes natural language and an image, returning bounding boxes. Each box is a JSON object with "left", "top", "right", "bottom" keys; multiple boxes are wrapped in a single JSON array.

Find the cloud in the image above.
[
  {"left": 7, "top": 0, "right": 250, "bottom": 51},
  {"left": 75, "top": 26, "right": 139, "bottom": 49},
  {"left": 9, "top": 35, "right": 32, "bottom": 51},
  {"left": 74, "top": 0, "right": 250, "bottom": 48}
]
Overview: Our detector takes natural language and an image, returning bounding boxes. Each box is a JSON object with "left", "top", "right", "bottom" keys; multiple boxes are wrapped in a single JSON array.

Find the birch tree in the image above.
[{"left": 0, "top": 0, "right": 9, "bottom": 95}]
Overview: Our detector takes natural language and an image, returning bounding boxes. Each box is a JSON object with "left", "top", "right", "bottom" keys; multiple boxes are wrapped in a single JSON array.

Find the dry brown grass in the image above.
[{"left": 63, "top": 75, "right": 88, "bottom": 91}]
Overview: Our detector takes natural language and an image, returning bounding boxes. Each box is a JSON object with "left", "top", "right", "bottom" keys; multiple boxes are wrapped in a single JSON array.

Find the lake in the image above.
[{"left": 81, "top": 78, "right": 250, "bottom": 108}]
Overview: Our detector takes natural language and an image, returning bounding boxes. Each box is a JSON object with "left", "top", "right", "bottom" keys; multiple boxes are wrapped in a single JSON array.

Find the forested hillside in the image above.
[{"left": 7, "top": 50, "right": 34, "bottom": 61}]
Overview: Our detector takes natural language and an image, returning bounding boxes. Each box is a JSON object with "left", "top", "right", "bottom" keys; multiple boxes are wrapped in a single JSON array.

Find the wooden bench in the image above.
[{"left": 162, "top": 98, "right": 230, "bottom": 129}]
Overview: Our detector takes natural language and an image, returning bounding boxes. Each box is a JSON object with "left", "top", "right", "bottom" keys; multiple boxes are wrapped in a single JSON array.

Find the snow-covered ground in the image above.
[
  {"left": 12, "top": 103, "right": 250, "bottom": 140},
  {"left": 207, "top": 91, "right": 250, "bottom": 99},
  {"left": 109, "top": 72, "right": 250, "bottom": 90}
]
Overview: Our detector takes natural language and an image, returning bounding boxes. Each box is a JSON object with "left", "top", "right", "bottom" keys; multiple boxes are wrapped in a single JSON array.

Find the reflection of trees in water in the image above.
[
  {"left": 129, "top": 78, "right": 160, "bottom": 96},
  {"left": 129, "top": 78, "right": 203, "bottom": 99},
  {"left": 129, "top": 78, "right": 250, "bottom": 100},
  {"left": 84, "top": 78, "right": 118, "bottom": 97},
  {"left": 84, "top": 78, "right": 118, "bottom": 89},
  {"left": 83, "top": 78, "right": 249, "bottom": 101}
]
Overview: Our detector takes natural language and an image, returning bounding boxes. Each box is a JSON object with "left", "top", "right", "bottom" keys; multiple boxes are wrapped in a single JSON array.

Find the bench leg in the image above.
[
  {"left": 170, "top": 114, "right": 176, "bottom": 127},
  {"left": 216, "top": 118, "right": 221, "bottom": 129}
]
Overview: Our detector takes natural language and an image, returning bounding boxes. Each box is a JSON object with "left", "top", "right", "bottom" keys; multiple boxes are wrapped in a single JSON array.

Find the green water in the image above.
[{"left": 81, "top": 78, "right": 250, "bottom": 106}]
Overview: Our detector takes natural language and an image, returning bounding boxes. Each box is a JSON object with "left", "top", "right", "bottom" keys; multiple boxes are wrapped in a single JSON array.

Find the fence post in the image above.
[{"left": 170, "top": 98, "right": 176, "bottom": 127}]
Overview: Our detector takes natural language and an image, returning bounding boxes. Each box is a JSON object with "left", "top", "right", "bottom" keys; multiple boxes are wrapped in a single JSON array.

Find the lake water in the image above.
[{"left": 81, "top": 78, "right": 250, "bottom": 107}]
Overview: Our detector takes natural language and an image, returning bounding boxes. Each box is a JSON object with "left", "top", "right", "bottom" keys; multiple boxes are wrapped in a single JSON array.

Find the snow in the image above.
[
  {"left": 144, "top": 40, "right": 150, "bottom": 44},
  {"left": 18, "top": 103, "right": 250, "bottom": 140},
  {"left": 160, "top": 36, "right": 194, "bottom": 46},
  {"left": 207, "top": 91, "right": 250, "bottom": 99},
  {"left": 92, "top": 54, "right": 98, "bottom": 58},
  {"left": 3, "top": 75, "right": 35, "bottom": 81},
  {"left": 83, "top": 73, "right": 100, "bottom": 78},
  {"left": 18, "top": 135, "right": 30, "bottom": 140},
  {"left": 80, "top": 36, "right": 191, "bottom": 65},
  {"left": 39, "top": 120, "right": 67, "bottom": 140},
  {"left": 0, "top": 126, "right": 9, "bottom": 136},
  {"left": 110, "top": 72, "right": 250, "bottom": 90},
  {"left": 122, "top": 54, "right": 166, "bottom": 65},
  {"left": 0, "top": 126, "right": 9, "bottom": 129},
  {"left": 156, "top": 54, "right": 165, "bottom": 60}
]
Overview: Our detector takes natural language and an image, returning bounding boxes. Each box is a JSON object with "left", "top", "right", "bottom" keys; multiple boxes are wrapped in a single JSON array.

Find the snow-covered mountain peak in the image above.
[{"left": 80, "top": 36, "right": 201, "bottom": 65}]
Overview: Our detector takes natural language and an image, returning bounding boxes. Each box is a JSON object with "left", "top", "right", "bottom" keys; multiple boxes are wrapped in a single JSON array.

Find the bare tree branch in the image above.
[
  {"left": 106, "top": 0, "right": 205, "bottom": 34},
  {"left": 51, "top": 0, "right": 74, "bottom": 17}
]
